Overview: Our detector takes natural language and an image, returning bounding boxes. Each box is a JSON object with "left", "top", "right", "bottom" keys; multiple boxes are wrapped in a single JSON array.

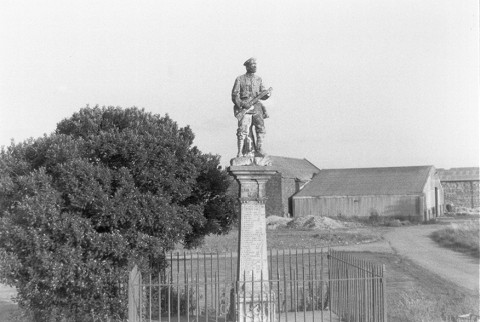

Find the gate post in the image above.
[
  {"left": 128, "top": 265, "right": 142, "bottom": 322},
  {"left": 382, "top": 264, "right": 387, "bottom": 322}
]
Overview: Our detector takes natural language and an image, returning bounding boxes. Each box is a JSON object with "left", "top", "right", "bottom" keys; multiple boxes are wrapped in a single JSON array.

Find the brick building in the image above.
[{"left": 437, "top": 167, "right": 479, "bottom": 209}]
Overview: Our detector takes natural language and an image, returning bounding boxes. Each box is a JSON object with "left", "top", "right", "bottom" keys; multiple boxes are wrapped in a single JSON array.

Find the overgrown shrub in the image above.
[
  {"left": 0, "top": 106, "right": 236, "bottom": 321},
  {"left": 295, "top": 282, "right": 329, "bottom": 311},
  {"left": 145, "top": 284, "right": 197, "bottom": 319}
]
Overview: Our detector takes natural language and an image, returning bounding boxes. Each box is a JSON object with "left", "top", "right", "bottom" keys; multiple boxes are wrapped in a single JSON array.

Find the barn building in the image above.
[
  {"left": 437, "top": 167, "right": 479, "bottom": 209},
  {"left": 292, "top": 166, "right": 444, "bottom": 221}
]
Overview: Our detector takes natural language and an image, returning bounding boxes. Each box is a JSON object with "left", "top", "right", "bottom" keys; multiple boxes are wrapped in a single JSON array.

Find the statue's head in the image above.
[{"left": 244, "top": 58, "right": 257, "bottom": 74}]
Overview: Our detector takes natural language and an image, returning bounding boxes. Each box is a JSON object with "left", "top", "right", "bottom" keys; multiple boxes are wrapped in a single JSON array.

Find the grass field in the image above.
[
  {"left": 0, "top": 284, "right": 23, "bottom": 322},
  {"left": 175, "top": 227, "right": 386, "bottom": 253},
  {"left": 0, "top": 302, "right": 20, "bottom": 322},
  {"left": 430, "top": 220, "right": 479, "bottom": 258}
]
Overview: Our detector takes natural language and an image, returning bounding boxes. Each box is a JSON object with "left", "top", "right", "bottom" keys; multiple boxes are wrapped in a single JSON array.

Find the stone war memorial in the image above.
[
  {"left": 228, "top": 57, "right": 277, "bottom": 322},
  {"left": 127, "top": 58, "right": 388, "bottom": 322}
]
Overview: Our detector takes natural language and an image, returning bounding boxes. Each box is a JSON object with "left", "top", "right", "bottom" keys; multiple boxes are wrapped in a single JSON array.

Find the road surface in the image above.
[
  {"left": 335, "top": 222, "right": 479, "bottom": 294},
  {"left": 383, "top": 223, "right": 479, "bottom": 294}
]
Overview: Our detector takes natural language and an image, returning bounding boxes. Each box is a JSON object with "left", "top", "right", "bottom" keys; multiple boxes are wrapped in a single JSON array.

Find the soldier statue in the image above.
[{"left": 232, "top": 58, "right": 272, "bottom": 159}]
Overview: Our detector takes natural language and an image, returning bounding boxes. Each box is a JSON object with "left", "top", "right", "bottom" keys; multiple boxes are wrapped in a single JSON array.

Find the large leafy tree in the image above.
[{"left": 0, "top": 106, "right": 235, "bottom": 321}]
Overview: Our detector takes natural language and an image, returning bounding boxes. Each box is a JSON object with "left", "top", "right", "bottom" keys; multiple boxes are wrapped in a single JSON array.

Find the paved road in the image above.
[{"left": 378, "top": 224, "right": 478, "bottom": 293}]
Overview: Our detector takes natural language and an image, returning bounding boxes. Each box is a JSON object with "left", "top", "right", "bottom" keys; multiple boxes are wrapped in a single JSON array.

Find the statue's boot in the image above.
[
  {"left": 236, "top": 138, "right": 244, "bottom": 158},
  {"left": 256, "top": 133, "right": 266, "bottom": 157}
]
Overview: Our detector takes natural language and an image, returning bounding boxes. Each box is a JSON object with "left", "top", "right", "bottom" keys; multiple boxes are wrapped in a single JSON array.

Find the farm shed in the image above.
[
  {"left": 437, "top": 167, "right": 479, "bottom": 209},
  {"left": 292, "top": 166, "right": 444, "bottom": 221},
  {"left": 228, "top": 156, "right": 320, "bottom": 217}
]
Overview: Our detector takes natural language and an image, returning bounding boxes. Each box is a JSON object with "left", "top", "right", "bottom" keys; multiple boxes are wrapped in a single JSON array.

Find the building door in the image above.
[{"left": 435, "top": 187, "right": 439, "bottom": 218}]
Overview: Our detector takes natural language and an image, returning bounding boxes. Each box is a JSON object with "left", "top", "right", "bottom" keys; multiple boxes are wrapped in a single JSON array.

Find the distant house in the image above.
[
  {"left": 228, "top": 156, "right": 320, "bottom": 217},
  {"left": 437, "top": 167, "right": 479, "bottom": 209},
  {"left": 292, "top": 166, "right": 444, "bottom": 221}
]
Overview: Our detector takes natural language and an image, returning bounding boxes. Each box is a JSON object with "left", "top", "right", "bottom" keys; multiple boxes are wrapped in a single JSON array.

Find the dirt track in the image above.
[
  {"left": 383, "top": 223, "right": 479, "bottom": 294},
  {"left": 335, "top": 222, "right": 479, "bottom": 294}
]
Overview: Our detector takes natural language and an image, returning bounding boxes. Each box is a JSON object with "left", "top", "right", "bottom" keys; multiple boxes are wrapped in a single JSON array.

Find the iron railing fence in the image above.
[
  {"left": 128, "top": 249, "right": 387, "bottom": 322},
  {"left": 328, "top": 250, "right": 387, "bottom": 322},
  {"left": 164, "top": 248, "right": 329, "bottom": 292},
  {"left": 129, "top": 271, "right": 335, "bottom": 322}
]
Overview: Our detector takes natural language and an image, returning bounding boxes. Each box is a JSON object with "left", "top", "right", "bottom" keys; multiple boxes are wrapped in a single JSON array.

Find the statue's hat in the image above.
[{"left": 243, "top": 57, "right": 256, "bottom": 66}]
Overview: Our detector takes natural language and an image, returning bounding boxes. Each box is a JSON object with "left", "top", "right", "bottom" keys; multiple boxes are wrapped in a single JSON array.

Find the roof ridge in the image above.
[
  {"left": 270, "top": 155, "right": 320, "bottom": 180},
  {"left": 438, "top": 167, "right": 479, "bottom": 171},
  {"left": 321, "top": 165, "right": 433, "bottom": 171},
  {"left": 303, "top": 158, "right": 321, "bottom": 171},
  {"left": 419, "top": 166, "right": 435, "bottom": 192},
  {"left": 271, "top": 155, "right": 307, "bottom": 161}
]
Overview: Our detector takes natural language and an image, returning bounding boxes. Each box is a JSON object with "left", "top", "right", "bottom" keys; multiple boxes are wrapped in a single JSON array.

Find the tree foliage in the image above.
[{"left": 0, "top": 106, "right": 236, "bottom": 321}]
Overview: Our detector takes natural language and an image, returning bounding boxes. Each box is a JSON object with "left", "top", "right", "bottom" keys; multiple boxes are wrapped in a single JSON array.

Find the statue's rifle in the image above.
[{"left": 235, "top": 87, "right": 273, "bottom": 120}]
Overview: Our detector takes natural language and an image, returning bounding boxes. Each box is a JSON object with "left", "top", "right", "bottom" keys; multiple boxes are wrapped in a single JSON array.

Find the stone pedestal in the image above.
[{"left": 228, "top": 166, "right": 277, "bottom": 322}]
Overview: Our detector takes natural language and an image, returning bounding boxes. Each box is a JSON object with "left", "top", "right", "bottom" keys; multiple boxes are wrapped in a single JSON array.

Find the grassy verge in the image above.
[
  {"left": 0, "top": 302, "right": 22, "bottom": 322},
  {"left": 334, "top": 213, "right": 422, "bottom": 227},
  {"left": 430, "top": 220, "right": 479, "bottom": 258},
  {"left": 353, "top": 253, "right": 479, "bottom": 322},
  {"left": 359, "top": 252, "right": 479, "bottom": 322},
  {"left": 175, "top": 227, "right": 383, "bottom": 252}
]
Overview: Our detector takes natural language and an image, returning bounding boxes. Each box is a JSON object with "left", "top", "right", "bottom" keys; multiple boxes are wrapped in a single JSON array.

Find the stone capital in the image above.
[
  {"left": 228, "top": 166, "right": 277, "bottom": 181},
  {"left": 228, "top": 166, "right": 277, "bottom": 200}
]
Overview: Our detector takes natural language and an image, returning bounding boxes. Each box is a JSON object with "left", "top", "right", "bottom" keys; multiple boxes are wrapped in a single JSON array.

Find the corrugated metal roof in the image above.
[
  {"left": 437, "top": 167, "right": 479, "bottom": 181},
  {"left": 270, "top": 156, "right": 320, "bottom": 181},
  {"left": 295, "top": 166, "right": 434, "bottom": 197}
]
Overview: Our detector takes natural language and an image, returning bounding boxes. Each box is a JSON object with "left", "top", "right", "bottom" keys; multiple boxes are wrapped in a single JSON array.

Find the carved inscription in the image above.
[
  {"left": 238, "top": 201, "right": 269, "bottom": 283},
  {"left": 240, "top": 182, "right": 258, "bottom": 199}
]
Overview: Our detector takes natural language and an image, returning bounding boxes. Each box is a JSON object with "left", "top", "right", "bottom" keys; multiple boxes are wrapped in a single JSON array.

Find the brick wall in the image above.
[
  {"left": 266, "top": 173, "right": 283, "bottom": 217},
  {"left": 474, "top": 181, "right": 480, "bottom": 207},
  {"left": 282, "top": 178, "right": 297, "bottom": 216},
  {"left": 442, "top": 180, "right": 479, "bottom": 208}
]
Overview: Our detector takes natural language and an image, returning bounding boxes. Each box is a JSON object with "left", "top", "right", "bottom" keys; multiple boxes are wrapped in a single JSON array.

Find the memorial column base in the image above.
[
  {"left": 236, "top": 292, "right": 276, "bottom": 322},
  {"left": 228, "top": 166, "right": 277, "bottom": 322}
]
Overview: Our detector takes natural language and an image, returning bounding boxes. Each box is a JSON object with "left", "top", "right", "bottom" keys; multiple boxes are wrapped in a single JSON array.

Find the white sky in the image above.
[{"left": 1, "top": 0, "right": 478, "bottom": 169}]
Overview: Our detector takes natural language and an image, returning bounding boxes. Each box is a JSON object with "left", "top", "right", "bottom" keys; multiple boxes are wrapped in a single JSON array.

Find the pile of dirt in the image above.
[
  {"left": 266, "top": 215, "right": 364, "bottom": 230},
  {"left": 266, "top": 215, "right": 293, "bottom": 229},
  {"left": 286, "top": 215, "right": 362, "bottom": 230}
]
